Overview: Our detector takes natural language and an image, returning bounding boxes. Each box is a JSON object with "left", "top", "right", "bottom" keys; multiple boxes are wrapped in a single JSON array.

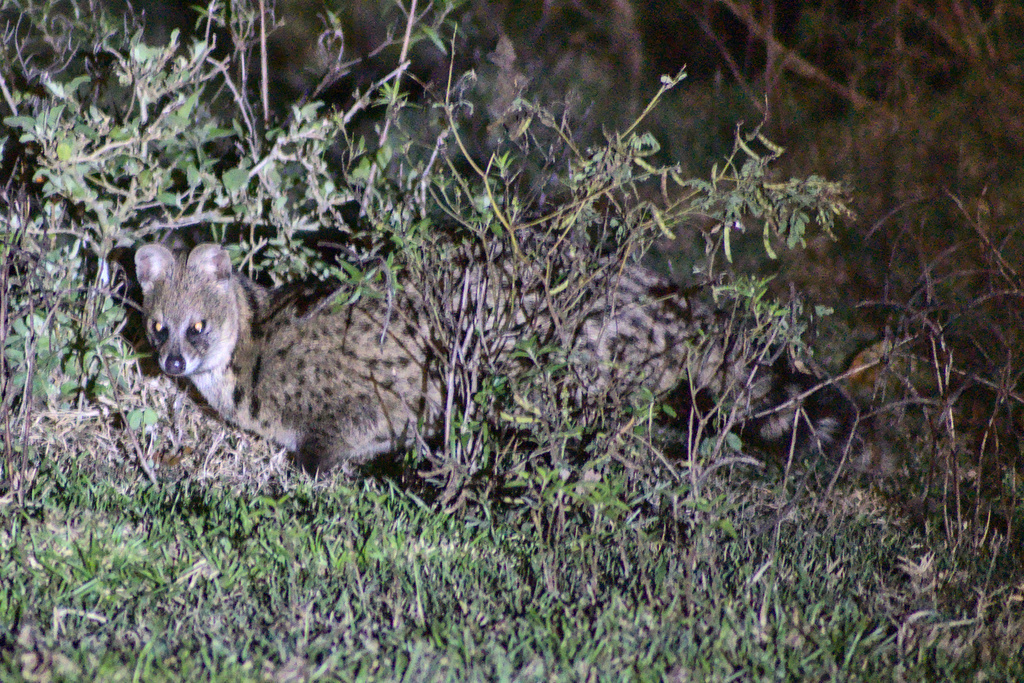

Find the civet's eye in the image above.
[
  {"left": 151, "top": 320, "right": 168, "bottom": 344},
  {"left": 188, "top": 320, "right": 206, "bottom": 336}
]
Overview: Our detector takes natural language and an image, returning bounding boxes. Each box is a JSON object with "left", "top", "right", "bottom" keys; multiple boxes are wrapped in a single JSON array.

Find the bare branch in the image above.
[{"left": 713, "top": 0, "right": 894, "bottom": 117}]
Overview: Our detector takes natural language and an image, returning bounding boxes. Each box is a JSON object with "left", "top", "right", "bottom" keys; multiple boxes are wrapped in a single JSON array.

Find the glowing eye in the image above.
[
  {"left": 150, "top": 320, "right": 168, "bottom": 344},
  {"left": 191, "top": 321, "right": 206, "bottom": 334}
]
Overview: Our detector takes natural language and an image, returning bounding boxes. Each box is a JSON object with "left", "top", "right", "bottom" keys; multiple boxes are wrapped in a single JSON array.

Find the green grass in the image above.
[{"left": 2, "top": 458, "right": 1019, "bottom": 682}]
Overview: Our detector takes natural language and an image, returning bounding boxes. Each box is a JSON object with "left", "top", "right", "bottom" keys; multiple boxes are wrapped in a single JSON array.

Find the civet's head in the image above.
[{"left": 135, "top": 243, "right": 239, "bottom": 378}]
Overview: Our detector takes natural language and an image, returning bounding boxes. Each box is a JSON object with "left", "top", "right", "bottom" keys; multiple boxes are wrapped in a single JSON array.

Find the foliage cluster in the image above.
[
  {"left": 0, "top": 0, "right": 848, "bottom": 499},
  {"left": 664, "top": 0, "right": 1024, "bottom": 551},
  {"left": 456, "top": 0, "right": 1024, "bottom": 563},
  {"left": 781, "top": 0, "right": 1018, "bottom": 561},
  {"left": 457, "top": 0, "right": 1024, "bottom": 549}
]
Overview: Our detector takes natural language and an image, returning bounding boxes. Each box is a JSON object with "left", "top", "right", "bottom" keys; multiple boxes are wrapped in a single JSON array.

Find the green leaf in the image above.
[
  {"left": 66, "top": 74, "right": 91, "bottom": 94},
  {"left": 171, "top": 92, "right": 201, "bottom": 126},
  {"left": 421, "top": 26, "right": 447, "bottom": 53},
  {"left": 4, "top": 116, "right": 39, "bottom": 131},
  {"left": 208, "top": 127, "right": 235, "bottom": 140},
  {"left": 725, "top": 431, "right": 743, "bottom": 451},
  {"left": 350, "top": 156, "right": 373, "bottom": 181},
  {"left": 74, "top": 123, "right": 100, "bottom": 141},
  {"left": 43, "top": 80, "right": 68, "bottom": 99},
  {"left": 185, "top": 163, "right": 201, "bottom": 187},
  {"left": 222, "top": 167, "right": 250, "bottom": 193},
  {"left": 131, "top": 41, "right": 165, "bottom": 64},
  {"left": 717, "top": 518, "right": 738, "bottom": 539}
]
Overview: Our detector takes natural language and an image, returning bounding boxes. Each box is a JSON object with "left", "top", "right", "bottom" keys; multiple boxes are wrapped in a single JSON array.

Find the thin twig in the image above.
[
  {"left": 359, "top": 0, "right": 419, "bottom": 216},
  {"left": 259, "top": 0, "right": 269, "bottom": 125},
  {"left": 713, "top": 0, "right": 894, "bottom": 117}
]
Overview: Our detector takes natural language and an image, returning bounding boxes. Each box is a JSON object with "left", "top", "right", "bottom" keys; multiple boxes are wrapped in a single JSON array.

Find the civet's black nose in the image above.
[{"left": 163, "top": 354, "right": 186, "bottom": 376}]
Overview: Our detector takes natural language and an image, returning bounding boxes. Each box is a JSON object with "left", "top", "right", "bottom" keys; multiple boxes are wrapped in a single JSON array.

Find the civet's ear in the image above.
[
  {"left": 187, "top": 243, "right": 233, "bottom": 282},
  {"left": 134, "top": 244, "right": 176, "bottom": 295}
]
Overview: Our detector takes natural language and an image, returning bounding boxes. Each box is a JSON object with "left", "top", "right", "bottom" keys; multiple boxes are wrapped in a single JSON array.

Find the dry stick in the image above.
[
  {"left": 904, "top": 0, "right": 1024, "bottom": 144},
  {"left": 0, "top": 223, "right": 12, "bottom": 459},
  {"left": 359, "top": 0, "right": 418, "bottom": 216},
  {"left": 259, "top": 0, "right": 269, "bottom": 126},
  {"left": 692, "top": 12, "right": 762, "bottom": 113},
  {"left": 439, "top": 273, "right": 487, "bottom": 506},
  {"left": 714, "top": 0, "right": 894, "bottom": 117},
  {"left": 949, "top": 191, "right": 1024, "bottom": 288},
  {"left": 0, "top": 71, "right": 18, "bottom": 116},
  {"left": 13, "top": 294, "right": 56, "bottom": 504},
  {"left": 207, "top": 57, "right": 256, "bottom": 137},
  {"left": 445, "top": 116, "right": 521, "bottom": 258},
  {"left": 864, "top": 197, "right": 924, "bottom": 240},
  {"left": 91, "top": 284, "right": 159, "bottom": 486},
  {"left": 0, "top": 230, "right": 28, "bottom": 502},
  {"left": 747, "top": 350, "right": 887, "bottom": 426},
  {"left": 434, "top": 268, "right": 474, "bottom": 494},
  {"left": 857, "top": 296, "right": 1024, "bottom": 408}
]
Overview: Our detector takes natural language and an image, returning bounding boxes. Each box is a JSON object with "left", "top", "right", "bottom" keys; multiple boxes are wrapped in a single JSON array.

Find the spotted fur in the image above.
[{"left": 135, "top": 242, "right": 853, "bottom": 473}]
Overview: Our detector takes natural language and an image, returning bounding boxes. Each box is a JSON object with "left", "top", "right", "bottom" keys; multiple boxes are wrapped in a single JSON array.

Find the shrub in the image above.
[{"left": 1, "top": 1, "right": 850, "bottom": 517}]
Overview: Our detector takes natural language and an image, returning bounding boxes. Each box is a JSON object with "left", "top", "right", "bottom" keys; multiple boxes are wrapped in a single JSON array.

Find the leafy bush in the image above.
[{"left": 0, "top": 1, "right": 851, "bottom": 518}]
